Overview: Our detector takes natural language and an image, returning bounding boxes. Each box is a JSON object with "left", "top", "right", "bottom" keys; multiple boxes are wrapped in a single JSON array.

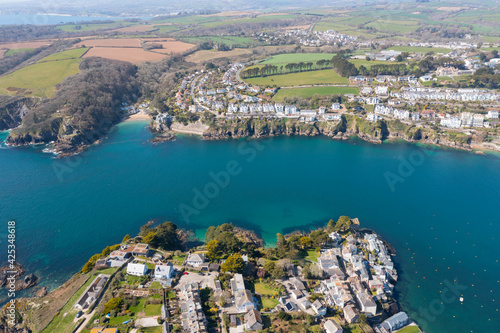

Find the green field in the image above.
[
  {"left": 37, "top": 48, "right": 88, "bottom": 62},
  {"left": 181, "top": 35, "right": 259, "bottom": 47},
  {"left": 200, "top": 14, "right": 298, "bottom": 28},
  {"left": 4, "top": 48, "right": 35, "bottom": 56},
  {"left": 245, "top": 69, "right": 349, "bottom": 87},
  {"left": 273, "top": 86, "right": 359, "bottom": 101},
  {"left": 41, "top": 272, "right": 101, "bottom": 333},
  {"left": 154, "top": 25, "right": 181, "bottom": 33},
  {"left": 56, "top": 21, "right": 136, "bottom": 32},
  {"left": 350, "top": 59, "right": 394, "bottom": 69},
  {"left": 366, "top": 19, "right": 420, "bottom": 34},
  {"left": 260, "top": 53, "right": 336, "bottom": 65},
  {"left": 0, "top": 57, "right": 82, "bottom": 98},
  {"left": 384, "top": 46, "right": 452, "bottom": 54}
]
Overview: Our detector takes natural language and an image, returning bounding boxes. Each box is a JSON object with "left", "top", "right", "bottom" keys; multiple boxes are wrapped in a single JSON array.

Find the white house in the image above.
[
  {"left": 154, "top": 263, "right": 174, "bottom": 280},
  {"left": 332, "top": 103, "right": 341, "bottom": 110},
  {"left": 367, "top": 113, "right": 382, "bottom": 122},
  {"left": 366, "top": 97, "right": 381, "bottom": 105},
  {"left": 324, "top": 319, "right": 343, "bottom": 333},
  {"left": 487, "top": 110, "right": 499, "bottom": 119},
  {"left": 230, "top": 273, "right": 246, "bottom": 295},
  {"left": 357, "top": 292, "right": 377, "bottom": 316},
  {"left": 329, "top": 232, "right": 342, "bottom": 246},
  {"left": 127, "top": 263, "right": 148, "bottom": 276},
  {"left": 380, "top": 312, "right": 409, "bottom": 332},
  {"left": 186, "top": 253, "right": 205, "bottom": 267},
  {"left": 235, "top": 290, "right": 256, "bottom": 312}
]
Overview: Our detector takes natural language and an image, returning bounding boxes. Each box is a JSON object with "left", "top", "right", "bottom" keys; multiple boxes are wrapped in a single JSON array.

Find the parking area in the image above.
[{"left": 174, "top": 271, "right": 218, "bottom": 290}]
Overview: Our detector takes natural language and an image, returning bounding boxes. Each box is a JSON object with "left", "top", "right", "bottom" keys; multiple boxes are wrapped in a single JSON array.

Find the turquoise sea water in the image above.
[{"left": 0, "top": 120, "right": 499, "bottom": 333}]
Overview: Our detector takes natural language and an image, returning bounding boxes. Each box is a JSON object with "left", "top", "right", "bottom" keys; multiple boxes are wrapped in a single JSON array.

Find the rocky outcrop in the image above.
[
  {"left": 0, "top": 323, "right": 31, "bottom": 333},
  {"left": 34, "top": 286, "right": 48, "bottom": 298},
  {"left": 0, "top": 263, "right": 38, "bottom": 291},
  {"left": 15, "top": 274, "right": 38, "bottom": 291},
  {"left": 0, "top": 96, "right": 38, "bottom": 131},
  {"left": 6, "top": 117, "right": 62, "bottom": 146}
]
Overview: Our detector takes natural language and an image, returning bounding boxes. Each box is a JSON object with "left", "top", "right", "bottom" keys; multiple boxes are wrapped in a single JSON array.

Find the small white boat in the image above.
[{"left": 459, "top": 297, "right": 464, "bottom": 302}]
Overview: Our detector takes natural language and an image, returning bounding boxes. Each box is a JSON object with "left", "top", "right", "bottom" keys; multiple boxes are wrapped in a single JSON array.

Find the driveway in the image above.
[{"left": 136, "top": 317, "right": 160, "bottom": 327}]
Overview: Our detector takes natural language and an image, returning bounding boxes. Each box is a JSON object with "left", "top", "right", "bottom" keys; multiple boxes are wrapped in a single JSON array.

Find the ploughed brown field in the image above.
[
  {"left": 83, "top": 47, "right": 167, "bottom": 63},
  {"left": 0, "top": 41, "right": 51, "bottom": 49},
  {"left": 186, "top": 49, "right": 252, "bottom": 63},
  {"left": 75, "top": 38, "right": 143, "bottom": 48},
  {"left": 142, "top": 39, "right": 195, "bottom": 54}
]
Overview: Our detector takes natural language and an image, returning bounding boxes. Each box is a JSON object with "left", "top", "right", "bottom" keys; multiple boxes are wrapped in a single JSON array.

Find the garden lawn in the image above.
[
  {"left": 254, "top": 283, "right": 278, "bottom": 296},
  {"left": 396, "top": 326, "right": 421, "bottom": 333},
  {"left": 149, "top": 281, "right": 163, "bottom": 289},
  {"left": 244, "top": 69, "right": 349, "bottom": 87},
  {"left": 262, "top": 298, "right": 279, "bottom": 309},
  {"left": 144, "top": 303, "right": 162, "bottom": 316},
  {"left": 305, "top": 250, "right": 319, "bottom": 263},
  {"left": 141, "top": 327, "right": 163, "bottom": 333}
]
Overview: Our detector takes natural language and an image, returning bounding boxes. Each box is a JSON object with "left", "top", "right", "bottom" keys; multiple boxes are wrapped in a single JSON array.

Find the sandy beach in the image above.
[
  {"left": 125, "top": 112, "right": 151, "bottom": 121},
  {"left": 171, "top": 122, "right": 209, "bottom": 135}
]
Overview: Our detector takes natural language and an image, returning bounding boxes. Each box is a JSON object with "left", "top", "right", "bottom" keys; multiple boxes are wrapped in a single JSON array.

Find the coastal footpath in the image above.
[{"left": 1, "top": 218, "right": 422, "bottom": 333}]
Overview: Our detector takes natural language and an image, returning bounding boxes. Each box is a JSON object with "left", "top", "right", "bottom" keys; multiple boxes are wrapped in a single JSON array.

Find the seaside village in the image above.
[
  {"left": 150, "top": 44, "right": 500, "bottom": 134},
  {"left": 70, "top": 218, "right": 422, "bottom": 333}
]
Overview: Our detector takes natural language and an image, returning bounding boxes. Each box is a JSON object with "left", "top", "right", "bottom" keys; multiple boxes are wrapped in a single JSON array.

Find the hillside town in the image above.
[
  {"left": 154, "top": 51, "right": 500, "bottom": 136},
  {"left": 48, "top": 218, "right": 424, "bottom": 333}
]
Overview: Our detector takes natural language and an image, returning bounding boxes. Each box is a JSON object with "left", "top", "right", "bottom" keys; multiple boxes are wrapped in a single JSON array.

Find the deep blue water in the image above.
[
  {"left": 0, "top": 121, "right": 499, "bottom": 333},
  {"left": 0, "top": 14, "right": 149, "bottom": 26}
]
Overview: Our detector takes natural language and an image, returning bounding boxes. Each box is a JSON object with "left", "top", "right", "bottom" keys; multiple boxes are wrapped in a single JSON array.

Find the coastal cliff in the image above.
[
  {"left": 0, "top": 96, "right": 38, "bottom": 131},
  {"left": 198, "top": 115, "right": 478, "bottom": 151}
]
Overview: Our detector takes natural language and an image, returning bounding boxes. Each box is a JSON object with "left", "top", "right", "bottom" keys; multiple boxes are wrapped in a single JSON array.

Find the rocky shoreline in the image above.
[
  {"left": 196, "top": 116, "right": 481, "bottom": 153},
  {"left": 5, "top": 115, "right": 498, "bottom": 157}
]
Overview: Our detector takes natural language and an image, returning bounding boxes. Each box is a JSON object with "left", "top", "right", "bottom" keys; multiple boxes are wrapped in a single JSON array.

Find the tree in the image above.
[
  {"left": 221, "top": 253, "right": 244, "bottom": 273},
  {"left": 207, "top": 239, "right": 220, "bottom": 261},
  {"left": 334, "top": 216, "right": 352, "bottom": 233},
  {"left": 300, "top": 236, "right": 312, "bottom": 249},
  {"left": 103, "top": 297, "right": 123, "bottom": 314},
  {"left": 122, "top": 234, "right": 131, "bottom": 243},
  {"left": 142, "top": 231, "right": 157, "bottom": 245},
  {"left": 326, "top": 219, "right": 335, "bottom": 233},
  {"left": 277, "top": 311, "right": 291, "bottom": 321}
]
